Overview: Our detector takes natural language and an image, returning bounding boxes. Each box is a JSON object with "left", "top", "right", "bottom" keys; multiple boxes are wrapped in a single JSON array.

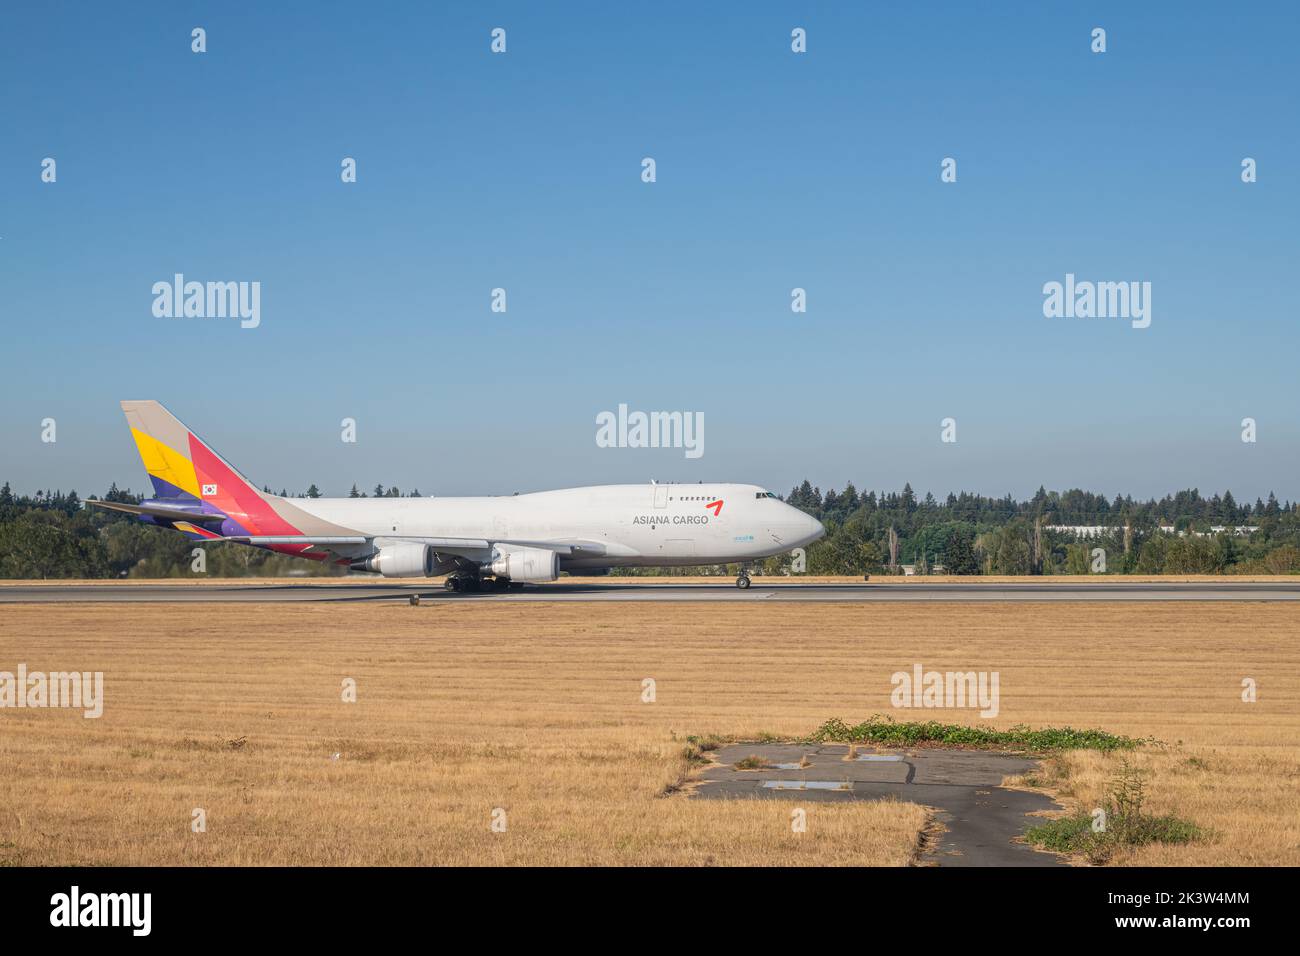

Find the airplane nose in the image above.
[{"left": 781, "top": 506, "right": 824, "bottom": 546}]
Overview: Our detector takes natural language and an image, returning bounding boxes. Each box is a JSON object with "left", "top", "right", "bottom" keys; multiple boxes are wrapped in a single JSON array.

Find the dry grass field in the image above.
[{"left": 0, "top": 601, "right": 1296, "bottom": 866}]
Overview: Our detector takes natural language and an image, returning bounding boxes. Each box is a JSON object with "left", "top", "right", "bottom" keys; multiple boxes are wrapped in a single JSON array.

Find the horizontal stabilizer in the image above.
[{"left": 87, "top": 499, "right": 226, "bottom": 524}]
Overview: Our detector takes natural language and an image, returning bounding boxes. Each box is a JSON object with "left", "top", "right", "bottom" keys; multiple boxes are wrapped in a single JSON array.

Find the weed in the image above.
[
  {"left": 1025, "top": 758, "right": 1201, "bottom": 863},
  {"left": 813, "top": 716, "right": 1144, "bottom": 752}
]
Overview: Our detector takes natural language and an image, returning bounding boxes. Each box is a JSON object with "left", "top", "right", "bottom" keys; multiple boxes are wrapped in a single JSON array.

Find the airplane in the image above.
[{"left": 87, "top": 401, "right": 826, "bottom": 591}]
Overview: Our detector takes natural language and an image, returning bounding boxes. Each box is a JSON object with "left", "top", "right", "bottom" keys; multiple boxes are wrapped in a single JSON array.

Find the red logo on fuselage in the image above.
[{"left": 705, "top": 499, "right": 723, "bottom": 516}]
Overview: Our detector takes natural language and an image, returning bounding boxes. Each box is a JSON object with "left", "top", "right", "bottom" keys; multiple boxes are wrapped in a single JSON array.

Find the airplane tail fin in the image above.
[{"left": 120, "top": 400, "right": 259, "bottom": 503}]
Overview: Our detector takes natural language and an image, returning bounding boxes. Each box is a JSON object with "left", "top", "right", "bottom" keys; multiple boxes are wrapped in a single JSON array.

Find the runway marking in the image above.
[{"left": 3, "top": 582, "right": 1300, "bottom": 603}]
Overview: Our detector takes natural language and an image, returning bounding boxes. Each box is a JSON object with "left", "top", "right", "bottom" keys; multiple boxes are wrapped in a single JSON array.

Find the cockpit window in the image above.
[{"left": 756, "top": 491, "right": 779, "bottom": 499}]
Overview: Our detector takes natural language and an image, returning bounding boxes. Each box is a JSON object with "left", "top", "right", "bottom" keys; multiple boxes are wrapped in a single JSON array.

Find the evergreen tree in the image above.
[
  {"left": 841, "top": 482, "right": 859, "bottom": 512},
  {"left": 941, "top": 526, "right": 979, "bottom": 575},
  {"left": 793, "top": 480, "right": 815, "bottom": 511}
]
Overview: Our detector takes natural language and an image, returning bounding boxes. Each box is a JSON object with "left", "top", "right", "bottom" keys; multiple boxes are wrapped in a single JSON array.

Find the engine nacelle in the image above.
[
  {"left": 352, "top": 543, "right": 436, "bottom": 578},
  {"left": 488, "top": 546, "right": 559, "bottom": 583}
]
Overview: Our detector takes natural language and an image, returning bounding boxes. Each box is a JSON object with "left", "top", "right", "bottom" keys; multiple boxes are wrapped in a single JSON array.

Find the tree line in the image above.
[
  {"left": 1, "top": 480, "right": 1297, "bottom": 579},
  {"left": 767, "top": 481, "right": 1300, "bottom": 576}
]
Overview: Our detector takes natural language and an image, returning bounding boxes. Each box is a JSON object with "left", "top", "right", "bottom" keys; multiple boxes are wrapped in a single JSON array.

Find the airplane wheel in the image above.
[
  {"left": 509, "top": 582, "right": 526, "bottom": 591},
  {"left": 443, "top": 577, "right": 458, "bottom": 592},
  {"left": 493, "top": 578, "right": 510, "bottom": 591},
  {"left": 736, "top": 575, "right": 751, "bottom": 590}
]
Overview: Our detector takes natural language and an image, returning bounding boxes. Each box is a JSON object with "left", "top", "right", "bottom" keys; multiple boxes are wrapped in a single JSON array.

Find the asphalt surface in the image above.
[
  {"left": 2, "top": 581, "right": 1300, "bottom": 603},
  {"left": 693, "top": 743, "right": 1063, "bottom": 867}
]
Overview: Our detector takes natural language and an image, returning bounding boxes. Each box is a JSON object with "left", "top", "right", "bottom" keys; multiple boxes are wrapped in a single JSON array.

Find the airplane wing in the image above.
[
  {"left": 90, "top": 498, "right": 612, "bottom": 564},
  {"left": 189, "top": 534, "right": 608, "bottom": 558},
  {"left": 203, "top": 535, "right": 372, "bottom": 546}
]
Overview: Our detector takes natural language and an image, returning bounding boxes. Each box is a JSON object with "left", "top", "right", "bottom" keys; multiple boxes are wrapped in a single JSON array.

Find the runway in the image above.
[{"left": 3, "top": 581, "right": 1300, "bottom": 603}]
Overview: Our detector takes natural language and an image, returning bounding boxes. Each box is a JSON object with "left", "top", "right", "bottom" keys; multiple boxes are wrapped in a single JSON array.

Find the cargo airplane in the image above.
[{"left": 89, "top": 401, "right": 825, "bottom": 591}]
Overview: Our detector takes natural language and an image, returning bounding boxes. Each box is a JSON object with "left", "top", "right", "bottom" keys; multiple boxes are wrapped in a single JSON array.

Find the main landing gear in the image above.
[
  {"left": 736, "top": 572, "right": 751, "bottom": 589},
  {"left": 442, "top": 573, "right": 523, "bottom": 593},
  {"left": 443, "top": 572, "right": 482, "bottom": 593}
]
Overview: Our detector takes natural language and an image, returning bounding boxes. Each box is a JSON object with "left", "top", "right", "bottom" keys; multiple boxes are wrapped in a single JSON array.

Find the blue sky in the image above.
[{"left": 2, "top": 2, "right": 1297, "bottom": 501}]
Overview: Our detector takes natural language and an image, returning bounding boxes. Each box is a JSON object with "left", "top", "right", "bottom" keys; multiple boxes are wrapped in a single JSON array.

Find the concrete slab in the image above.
[{"left": 692, "top": 743, "right": 1063, "bottom": 867}]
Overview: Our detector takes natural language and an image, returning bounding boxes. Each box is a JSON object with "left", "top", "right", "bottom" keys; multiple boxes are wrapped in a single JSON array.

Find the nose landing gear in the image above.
[{"left": 735, "top": 572, "right": 751, "bottom": 589}]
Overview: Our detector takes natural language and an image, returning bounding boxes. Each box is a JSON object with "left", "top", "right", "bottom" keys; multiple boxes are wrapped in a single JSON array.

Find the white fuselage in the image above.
[{"left": 289, "top": 483, "right": 824, "bottom": 569}]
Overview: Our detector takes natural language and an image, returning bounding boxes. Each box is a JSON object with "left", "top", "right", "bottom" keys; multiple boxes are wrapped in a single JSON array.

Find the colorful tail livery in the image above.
[
  {"left": 121, "top": 400, "right": 255, "bottom": 505},
  {"left": 104, "top": 401, "right": 331, "bottom": 556}
]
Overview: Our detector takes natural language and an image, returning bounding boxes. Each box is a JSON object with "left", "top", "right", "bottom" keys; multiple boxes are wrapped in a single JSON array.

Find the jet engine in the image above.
[
  {"left": 486, "top": 546, "right": 559, "bottom": 583},
  {"left": 351, "top": 543, "right": 438, "bottom": 578}
]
